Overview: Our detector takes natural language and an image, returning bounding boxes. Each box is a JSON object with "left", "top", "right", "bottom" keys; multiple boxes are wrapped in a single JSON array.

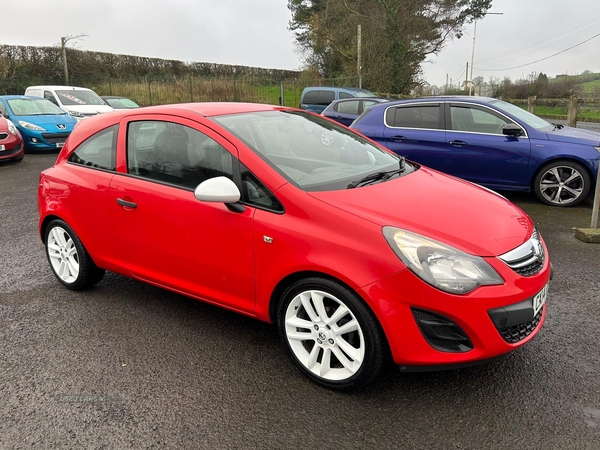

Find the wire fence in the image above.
[{"left": 0, "top": 75, "right": 362, "bottom": 108}]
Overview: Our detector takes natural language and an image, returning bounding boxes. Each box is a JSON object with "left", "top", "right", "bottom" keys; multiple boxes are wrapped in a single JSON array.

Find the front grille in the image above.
[
  {"left": 412, "top": 308, "right": 473, "bottom": 352},
  {"left": 498, "top": 307, "right": 543, "bottom": 343},
  {"left": 41, "top": 133, "right": 70, "bottom": 144},
  {"left": 0, "top": 132, "right": 8, "bottom": 140},
  {"left": 0, "top": 143, "right": 22, "bottom": 155},
  {"left": 499, "top": 228, "right": 545, "bottom": 277}
]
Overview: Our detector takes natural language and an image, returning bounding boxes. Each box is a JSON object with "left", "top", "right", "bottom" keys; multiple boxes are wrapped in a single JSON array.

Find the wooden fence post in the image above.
[
  {"left": 527, "top": 96, "right": 536, "bottom": 114},
  {"left": 568, "top": 95, "right": 579, "bottom": 127}
]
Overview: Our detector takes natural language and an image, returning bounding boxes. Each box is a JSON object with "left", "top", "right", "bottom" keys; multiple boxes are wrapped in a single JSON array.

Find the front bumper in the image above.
[
  {"left": 0, "top": 133, "right": 24, "bottom": 161},
  {"left": 20, "top": 129, "right": 70, "bottom": 151},
  {"left": 359, "top": 247, "right": 551, "bottom": 368}
]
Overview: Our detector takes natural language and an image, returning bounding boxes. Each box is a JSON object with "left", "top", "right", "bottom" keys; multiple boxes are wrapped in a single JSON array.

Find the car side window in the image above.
[
  {"left": 303, "top": 91, "right": 319, "bottom": 105},
  {"left": 68, "top": 125, "right": 117, "bottom": 171},
  {"left": 450, "top": 105, "right": 510, "bottom": 134},
  {"left": 44, "top": 91, "right": 58, "bottom": 105},
  {"left": 127, "top": 120, "right": 234, "bottom": 189},
  {"left": 385, "top": 105, "right": 441, "bottom": 130},
  {"left": 240, "top": 164, "right": 283, "bottom": 212},
  {"left": 339, "top": 92, "right": 353, "bottom": 99},
  {"left": 318, "top": 90, "right": 335, "bottom": 105},
  {"left": 0, "top": 102, "right": 6, "bottom": 116},
  {"left": 335, "top": 100, "right": 360, "bottom": 115}
]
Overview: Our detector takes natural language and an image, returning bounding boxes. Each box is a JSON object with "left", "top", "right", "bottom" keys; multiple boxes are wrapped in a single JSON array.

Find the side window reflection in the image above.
[{"left": 127, "top": 121, "right": 234, "bottom": 189}]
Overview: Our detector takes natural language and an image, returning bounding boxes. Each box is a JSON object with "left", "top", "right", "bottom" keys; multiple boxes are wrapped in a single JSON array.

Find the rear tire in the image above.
[
  {"left": 45, "top": 220, "right": 105, "bottom": 290},
  {"left": 533, "top": 160, "right": 591, "bottom": 207},
  {"left": 277, "top": 277, "right": 387, "bottom": 391}
]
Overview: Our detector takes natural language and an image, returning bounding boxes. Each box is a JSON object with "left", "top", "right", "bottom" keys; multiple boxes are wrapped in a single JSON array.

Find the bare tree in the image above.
[{"left": 60, "top": 34, "right": 87, "bottom": 85}]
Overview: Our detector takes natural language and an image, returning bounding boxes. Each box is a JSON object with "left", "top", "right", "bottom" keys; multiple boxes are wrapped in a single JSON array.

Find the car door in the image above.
[
  {"left": 444, "top": 102, "right": 531, "bottom": 187},
  {"left": 382, "top": 102, "right": 448, "bottom": 168},
  {"left": 109, "top": 115, "right": 256, "bottom": 313}
]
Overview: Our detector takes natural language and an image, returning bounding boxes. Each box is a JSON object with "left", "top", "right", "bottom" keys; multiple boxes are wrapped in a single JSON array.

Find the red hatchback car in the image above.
[
  {"left": 38, "top": 103, "right": 551, "bottom": 390},
  {"left": 0, "top": 116, "right": 24, "bottom": 162}
]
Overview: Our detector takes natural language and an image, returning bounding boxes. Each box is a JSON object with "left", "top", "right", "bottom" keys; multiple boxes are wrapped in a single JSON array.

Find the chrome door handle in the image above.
[{"left": 449, "top": 140, "right": 467, "bottom": 147}]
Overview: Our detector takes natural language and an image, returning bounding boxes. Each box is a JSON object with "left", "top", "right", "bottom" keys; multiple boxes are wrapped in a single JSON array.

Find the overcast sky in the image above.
[{"left": 3, "top": 0, "right": 599, "bottom": 89}]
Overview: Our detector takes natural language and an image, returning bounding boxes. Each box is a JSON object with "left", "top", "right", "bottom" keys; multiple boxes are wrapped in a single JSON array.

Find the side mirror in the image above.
[
  {"left": 194, "top": 176, "right": 241, "bottom": 204},
  {"left": 502, "top": 123, "right": 523, "bottom": 137}
]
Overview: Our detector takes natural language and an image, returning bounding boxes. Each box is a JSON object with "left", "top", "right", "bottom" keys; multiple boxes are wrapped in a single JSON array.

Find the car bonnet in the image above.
[{"left": 307, "top": 167, "right": 534, "bottom": 257}]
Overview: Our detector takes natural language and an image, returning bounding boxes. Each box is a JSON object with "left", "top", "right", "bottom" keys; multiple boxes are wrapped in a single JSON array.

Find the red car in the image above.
[
  {"left": 38, "top": 103, "right": 551, "bottom": 390},
  {"left": 0, "top": 116, "right": 24, "bottom": 162}
]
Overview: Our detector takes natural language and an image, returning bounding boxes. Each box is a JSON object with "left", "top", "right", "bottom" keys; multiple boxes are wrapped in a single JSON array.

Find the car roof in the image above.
[
  {"left": 302, "top": 86, "right": 373, "bottom": 93},
  {"left": 26, "top": 85, "right": 94, "bottom": 91},
  {"left": 383, "top": 95, "right": 497, "bottom": 105},
  {"left": 0, "top": 95, "right": 51, "bottom": 100},
  {"left": 101, "top": 96, "right": 131, "bottom": 99}
]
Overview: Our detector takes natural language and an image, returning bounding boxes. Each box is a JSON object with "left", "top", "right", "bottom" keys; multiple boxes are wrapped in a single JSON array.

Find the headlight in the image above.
[
  {"left": 383, "top": 227, "right": 504, "bottom": 294},
  {"left": 7, "top": 120, "right": 18, "bottom": 135},
  {"left": 68, "top": 111, "right": 84, "bottom": 118},
  {"left": 18, "top": 121, "right": 46, "bottom": 131}
]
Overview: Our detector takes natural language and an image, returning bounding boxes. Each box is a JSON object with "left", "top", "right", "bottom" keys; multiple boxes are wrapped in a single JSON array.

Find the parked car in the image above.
[
  {"left": 38, "top": 102, "right": 551, "bottom": 390},
  {"left": 0, "top": 95, "right": 78, "bottom": 151},
  {"left": 24, "top": 85, "right": 113, "bottom": 120},
  {"left": 350, "top": 96, "right": 600, "bottom": 207},
  {"left": 101, "top": 96, "right": 140, "bottom": 109},
  {"left": 0, "top": 115, "right": 24, "bottom": 162},
  {"left": 321, "top": 97, "right": 389, "bottom": 126},
  {"left": 300, "top": 86, "right": 377, "bottom": 114}
]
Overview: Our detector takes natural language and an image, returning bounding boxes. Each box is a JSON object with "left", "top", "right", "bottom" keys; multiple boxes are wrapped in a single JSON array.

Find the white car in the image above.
[{"left": 24, "top": 85, "right": 114, "bottom": 120}]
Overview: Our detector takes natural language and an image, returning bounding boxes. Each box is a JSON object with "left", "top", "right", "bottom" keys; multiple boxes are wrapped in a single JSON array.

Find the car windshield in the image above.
[
  {"left": 105, "top": 98, "right": 138, "bottom": 108},
  {"left": 489, "top": 99, "right": 553, "bottom": 131},
  {"left": 56, "top": 90, "right": 105, "bottom": 106},
  {"left": 7, "top": 98, "right": 66, "bottom": 116},
  {"left": 352, "top": 90, "right": 376, "bottom": 98},
  {"left": 213, "top": 110, "right": 407, "bottom": 191}
]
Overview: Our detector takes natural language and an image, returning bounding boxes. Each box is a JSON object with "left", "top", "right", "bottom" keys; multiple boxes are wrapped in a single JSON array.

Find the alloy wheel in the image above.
[
  {"left": 47, "top": 226, "right": 80, "bottom": 284},
  {"left": 538, "top": 165, "right": 585, "bottom": 205}
]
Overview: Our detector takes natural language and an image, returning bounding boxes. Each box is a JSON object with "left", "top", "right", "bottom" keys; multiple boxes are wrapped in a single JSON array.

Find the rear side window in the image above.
[
  {"left": 385, "top": 105, "right": 441, "bottom": 130},
  {"left": 68, "top": 125, "right": 117, "bottom": 171},
  {"left": 335, "top": 100, "right": 360, "bottom": 115},
  {"left": 318, "top": 90, "right": 335, "bottom": 105}
]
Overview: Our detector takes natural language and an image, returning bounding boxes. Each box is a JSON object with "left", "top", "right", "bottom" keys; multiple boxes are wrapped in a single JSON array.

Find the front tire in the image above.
[
  {"left": 277, "top": 277, "right": 387, "bottom": 391},
  {"left": 533, "top": 160, "right": 591, "bottom": 206},
  {"left": 45, "top": 219, "right": 105, "bottom": 290}
]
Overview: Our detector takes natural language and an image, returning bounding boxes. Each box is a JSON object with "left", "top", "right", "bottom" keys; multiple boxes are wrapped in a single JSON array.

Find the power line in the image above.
[{"left": 475, "top": 32, "right": 600, "bottom": 71}]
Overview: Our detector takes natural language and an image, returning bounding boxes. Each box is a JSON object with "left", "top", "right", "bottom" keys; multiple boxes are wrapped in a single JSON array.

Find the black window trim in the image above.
[
  {"left": 383, "top": 102, "right": 444, "bottom": 131},
  {"left": 66, "top": 124, "right": 118, "bottom": 173},
  {"left": 239, "top": 163, "right": 285, "bottom": 214}
]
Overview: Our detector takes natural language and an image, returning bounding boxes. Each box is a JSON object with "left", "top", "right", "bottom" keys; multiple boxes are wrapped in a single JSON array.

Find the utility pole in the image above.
[
  {"left": 357, "top": 24, "right": 362, "bottom": 89},
  {"left": 465, "top": 62, "right": 469, "bottom": 93},
  {"left": 469, "top": 12, "right": 503, "bottom": 96},
  {"left": 445, "top": 74, "right": 448, "bottom": 94}
]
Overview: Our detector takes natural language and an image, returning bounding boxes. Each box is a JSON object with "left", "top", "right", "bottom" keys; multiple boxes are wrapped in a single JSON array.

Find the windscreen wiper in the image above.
[{"left": 347, "top": 160, "right": 405, "bottom": 189}]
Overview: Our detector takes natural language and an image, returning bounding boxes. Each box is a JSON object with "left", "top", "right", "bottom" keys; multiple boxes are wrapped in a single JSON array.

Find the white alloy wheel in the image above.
[
  {"left": 47, "top": 226, "right": 80, "bottom": 284},
  {"left": 284, "top": 289, "right": 365, "bottom": 381}
]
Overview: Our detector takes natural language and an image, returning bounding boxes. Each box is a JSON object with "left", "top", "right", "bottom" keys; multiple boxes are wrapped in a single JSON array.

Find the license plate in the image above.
[
  {"left": 0, "top": 144, "right": 5, "bottom": 151},
  {"left": 532, "top": 283, "right": 548, "bottom": 316},
  {"left": 56, "top": 143, "right": 64, "bottom": 148}
]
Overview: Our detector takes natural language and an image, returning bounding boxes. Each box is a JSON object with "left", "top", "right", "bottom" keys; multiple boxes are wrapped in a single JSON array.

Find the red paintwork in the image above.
[
  {"left": 0, "top": 117, "right": 24, "bottom": 162},
  {"left": 38, "top": 103, "right": 552, "bottom": 367}
]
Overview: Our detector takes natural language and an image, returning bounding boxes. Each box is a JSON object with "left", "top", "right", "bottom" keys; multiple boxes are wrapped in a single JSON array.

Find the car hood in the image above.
[
  {"left": 15, "top": 114, "right": 77, "bottom": 130},
  {"left": 62, "top": 105, "right": 114, "bottom": 114},
  {"left": 546, "top": 126, "right": 600, "bottom": 146},
  {"left": 308, "top": 167, "right": 533, "bottom": 256}
]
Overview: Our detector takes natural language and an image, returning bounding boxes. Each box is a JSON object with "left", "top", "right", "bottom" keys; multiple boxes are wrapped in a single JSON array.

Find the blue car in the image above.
[
  {"left": 350, "top": 96, "right": 600, "bottom": 207},
  {"left": 321, "top": 97, "right": 389, "bottom": 126},
  {"left": 0, "top": 95, "right": 78, "bottom": 151},
  {"left": 300, "top": 86, "right": 376, "bottom": 114}
]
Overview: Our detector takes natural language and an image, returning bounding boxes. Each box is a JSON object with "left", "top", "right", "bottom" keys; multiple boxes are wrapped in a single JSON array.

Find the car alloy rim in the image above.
[
  {"left": 47, "top": 226, "right": 79, "bottom": 283},
  {"left": 284, "top": 290, "right": 365, "bottom": 381},
  {"left": 539, "top": 166, "right": 584, "bottom": 205}
]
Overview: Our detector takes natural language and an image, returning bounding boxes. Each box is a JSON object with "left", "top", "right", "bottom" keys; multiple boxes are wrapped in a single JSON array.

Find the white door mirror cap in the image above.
[{"left": 194, "top": 176, "right": 241, "bottom": 203}]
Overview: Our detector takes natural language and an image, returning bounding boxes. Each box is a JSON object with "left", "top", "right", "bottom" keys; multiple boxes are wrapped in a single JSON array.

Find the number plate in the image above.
[
  {"left": 0, "top": 144, "right": 5, "bottom": 151},
  {"left": 56, "top": 142, "right": 64, "bottom": 148},
  {"left": 532, "top": 283, "right": 548, "bottom": 316}
]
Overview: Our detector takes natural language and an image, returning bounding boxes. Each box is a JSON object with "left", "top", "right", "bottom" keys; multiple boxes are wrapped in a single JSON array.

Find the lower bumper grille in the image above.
[
  {"left": 412, "top": 308, "right": 473, "bottom": 353},
  {"left": 0, "top": 143, "right": 22, "bottom": 155},
  {"left": 498, "top": 308, "right": 543, "bottom": 344},
  {"left": 41, "top": 133, "right": 70, "bottom": 144},
  {"left": 0, "top": 132, "right": 8, "bottom": 140}
]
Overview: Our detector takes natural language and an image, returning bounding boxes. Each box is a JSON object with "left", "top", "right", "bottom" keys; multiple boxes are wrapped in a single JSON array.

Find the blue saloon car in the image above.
[
  {"left": 350, "top": 96, "right": 600, "bottom": 206},
  {"left": 0, "top": 95, "right": 78, "bottom": 151}
]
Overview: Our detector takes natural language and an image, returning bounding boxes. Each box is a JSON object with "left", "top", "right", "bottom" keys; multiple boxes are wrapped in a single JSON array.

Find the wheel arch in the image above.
[
  {"left": 530, "top": 156, "right": 596, "bottom": 191},
  {"left": 40, "top": 214, "right": 65, "bottom": 243}
]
